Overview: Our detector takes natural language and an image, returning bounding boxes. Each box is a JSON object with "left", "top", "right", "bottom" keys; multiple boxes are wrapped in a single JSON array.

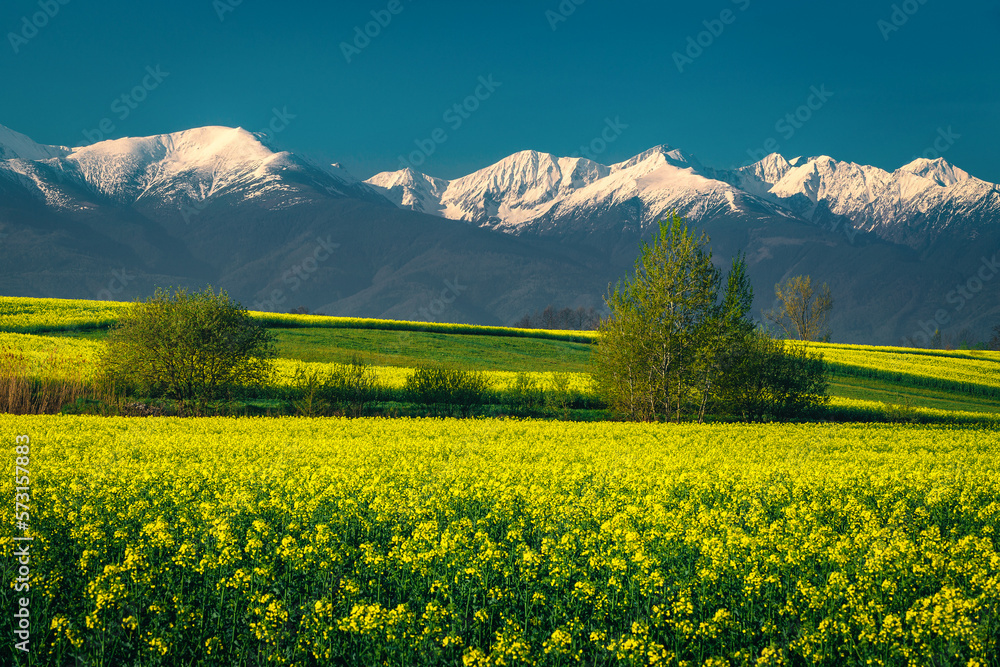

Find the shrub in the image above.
[
  {"left": 714, "top": 332, "right": 829, "bottom": 421},
  {"left": 545, "top": 372, "right": 574, "bottom": 416},
  {"left": 404, "top": 367, "right": 489, "bottom": 416},
  {"left": 97, "top": 286, "right": 276, "bottom": 411},
  {"left": 503, "top": 372, "right": 545, "bottom": 414},
  {"left": 289, "top": 358, "right": 378, "bottom": 417}
]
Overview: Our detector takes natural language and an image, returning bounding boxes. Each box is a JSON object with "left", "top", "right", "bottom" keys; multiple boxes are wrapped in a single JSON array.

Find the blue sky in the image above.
[{"left": 2, "top": 0, "right": 998, "bottom": 181}]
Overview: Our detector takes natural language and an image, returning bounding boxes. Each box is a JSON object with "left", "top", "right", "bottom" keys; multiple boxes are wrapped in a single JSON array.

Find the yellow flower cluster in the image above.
[{"left": 2, "top": 413, "right": 998, "bottom": 665}]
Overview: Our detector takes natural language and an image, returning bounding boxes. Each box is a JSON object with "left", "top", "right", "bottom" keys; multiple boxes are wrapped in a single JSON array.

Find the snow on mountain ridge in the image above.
[
  {"left": 366, "top": 167, "right": 450, "bottom": 215},
  {"left": 63, "top": 126, "right": 293, "bottom": 204},
  {"left": 0, "top": 123, "right": 388, "bottom": 215},
  {"left": 728, "top": 152, "right": 999, "bottom": 244},
  {"left": 0, "top": 123, "right": 71, "bottom": 161},
  {"left": 3, "top": 120, "right": 995, "bottom": 246},
  {"left": 447, "top": 151, "right": 614, "bottom": 214},
  {"left": 607, "top": 144, "right": 701, "bottom": 176},
  {"left": 365, "top": 145, "right": 998, "bottom": 246},
  {"left": 365, "top": 146, "right": 842, "bottom": 232},
  {"left": 768, "top": 156, "right": 892, "bottom": 208},
  {"left": 897, "top": 157, "right": 970, "bottom": 187}
]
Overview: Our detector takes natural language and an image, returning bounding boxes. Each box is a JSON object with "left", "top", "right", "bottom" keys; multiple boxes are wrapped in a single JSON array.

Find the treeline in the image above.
[
  {"left": 920, "top": 325, "right": 1000, "bottom": 351},
  {"left": 515, "top": 305, "right": 602, "bottom": 331}
]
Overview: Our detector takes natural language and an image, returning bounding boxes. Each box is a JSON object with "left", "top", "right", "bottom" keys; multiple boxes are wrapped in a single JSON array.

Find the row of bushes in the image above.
[
  {"left": 0, "top": 343, "right": 597, "bottom": 418},
  {"left": 286, "top": 360, "right": 597, "bottom": 418}
]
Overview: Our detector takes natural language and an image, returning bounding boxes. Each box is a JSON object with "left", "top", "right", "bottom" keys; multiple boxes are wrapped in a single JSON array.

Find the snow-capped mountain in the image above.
[
  {"left": 365, "top": 167, "right": 450, "bottom": 216},
  {"left": 0, "top": 124, "right": 384, "bottom": 217},
  {"left": 724, "top": 154, "right": 1000, "bottom": 246},
  {"left": 367, "top": 147, "right": 1000, "bottom": 248},
  {"left": 365, "top": 145, "right": 801, "bottom": 240}
]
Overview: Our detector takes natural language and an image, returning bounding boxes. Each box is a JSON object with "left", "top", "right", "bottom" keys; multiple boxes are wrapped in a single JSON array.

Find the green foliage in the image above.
[
  {"left": 593, "top": 215, "right": 718, "bottom": 421},
  {"left": 714, "top": 332, "right": 830, "bottom": 421},
  {"left": 404, "top": 367, "right": 490, "bottom": 415},
  {"left": 592, "top": 215, "right": 760, "bottom": 422},
  {"left": 544, "top": 372, "right": 576, "bottom": 417},
  {"left": 503, "top": 372, "right": 546, "bottom": 413},
  {"left": 289, "top": 366, "right": 330, "bottom": 417},
  {"left": 884, "top": 394, "right": 920, "bottom": 424},
  {"left": 97, "top": 286, "right": 276, "bottom": 409},
  {"left": 289, "top": 358, "right": 378, "bottom": 417},
  {"left": 593, "top": 216, "right": 829, "bottom": 422}
]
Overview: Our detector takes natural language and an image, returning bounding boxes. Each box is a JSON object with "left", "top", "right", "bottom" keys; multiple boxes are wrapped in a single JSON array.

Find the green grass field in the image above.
[{"left": 42, "top": 327, "right": 593, "bottom": 373}]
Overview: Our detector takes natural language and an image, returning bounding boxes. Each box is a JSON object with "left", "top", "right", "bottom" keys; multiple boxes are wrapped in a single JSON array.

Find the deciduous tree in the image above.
[
  {"left": 592, "top": 215, "right": 751, "bottom": 422},
  {"left": 592, "top": 215, "right": 828, "bottom": 422},
  {"left": 764, "top": 275, "right": 833, "bottom": 341},
  {"left": 98, "top": 286, "right": 276, "bottom": 409}
]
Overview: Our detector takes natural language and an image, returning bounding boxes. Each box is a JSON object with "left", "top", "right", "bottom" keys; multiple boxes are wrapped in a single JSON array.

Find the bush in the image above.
[
  {"left": 97, "top": 286, "right": 276, "bottom": 411},
  {"left": 404, "top": 367, "right": 489, "bottom": 416},
  {"left": 289, "top": 358, "right": 378, "bottom": 417},
  {"left": 502, "top": 372, "right": 546, "bottom": 414},
  {"left": 545, "top": 372, "right": 574, "bottom": 416},
  {"left": 714, "top": 332, "right": 829, "bottom": 421}
]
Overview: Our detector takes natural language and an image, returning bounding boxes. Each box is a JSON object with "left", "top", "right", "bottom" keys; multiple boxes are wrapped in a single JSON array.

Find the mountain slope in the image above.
[
  {"left": 367, "top": 146, "right": 795, "bottom": 239},
  {"left": 0, "top": 126, "right": 389, "bottom": 224}
]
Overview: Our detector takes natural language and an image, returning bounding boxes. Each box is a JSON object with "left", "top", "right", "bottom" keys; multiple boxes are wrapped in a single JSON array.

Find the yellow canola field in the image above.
[
  {"left": 2, "top": 415, "right": 998, "bottom": 665},
  {"left": 0, "top": 296, "right": 129, "bottom": 333},
  {"left": 272, "top": 358, "right": 594, "bottom": 393},
  {"left": 0, "top": 332, "right": 101, "bottom": 378},
  {"left": 803, "top": 342, "right": 1000, "bottom": 392}
]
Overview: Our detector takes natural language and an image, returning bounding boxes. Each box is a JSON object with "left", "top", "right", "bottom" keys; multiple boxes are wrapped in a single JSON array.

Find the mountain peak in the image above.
[
  {"left": 71, "top": 125, "right": 277, "bottom": 164},
  {"left": 740, "top": 153, "right": 792, "bottom": 183},
  {"left": 364, "top": 166, "right": 449, "bottom": 215},
  {"left": 611, "top": 144, "right": 695, "bottom": 173},
  {"left": 898, "top": 157, "right": 970, "bottom": 186}
]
